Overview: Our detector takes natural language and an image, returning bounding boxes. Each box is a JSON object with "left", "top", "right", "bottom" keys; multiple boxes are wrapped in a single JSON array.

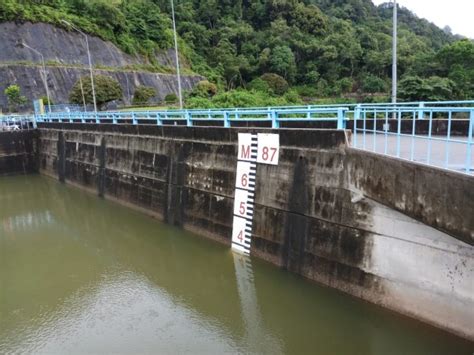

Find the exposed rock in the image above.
[
  {"left": 0, "top": 65, "right": 202, "bottom": 110},
  {"left": 0, "top": 22, "right": 201, "bottom": 111}
]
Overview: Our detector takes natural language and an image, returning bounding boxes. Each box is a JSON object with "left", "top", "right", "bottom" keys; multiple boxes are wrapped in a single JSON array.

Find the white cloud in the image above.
[{"left": 371, "top": 0, "right": 474, "bottom": 39}]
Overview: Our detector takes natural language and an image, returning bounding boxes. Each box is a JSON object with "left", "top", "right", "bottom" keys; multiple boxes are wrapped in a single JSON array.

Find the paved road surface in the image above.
[{"left": 352, "top": 133, "right": 473, "bottom": 175}]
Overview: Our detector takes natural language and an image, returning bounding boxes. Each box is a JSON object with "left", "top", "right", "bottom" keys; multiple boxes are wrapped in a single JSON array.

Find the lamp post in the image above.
[
  {"left": 21, "top": 42, "right": 51, "bottom": 113},
  {"left": 392, "top": 0, "right": 398, "bottom": 105},
  {"left": 170, "top": 0, "right": 183, "bottom": 109},
  {"left": 61, "top": 20, "right": 97, "bottom": 113},
  {"left": 79, "top": 76, "right": 87, "bottom": 112}
]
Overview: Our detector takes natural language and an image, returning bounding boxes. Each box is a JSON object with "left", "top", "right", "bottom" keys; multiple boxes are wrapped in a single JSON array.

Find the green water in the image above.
[{"left": 0, "top": 175, "right": 472, "bottom": 354}]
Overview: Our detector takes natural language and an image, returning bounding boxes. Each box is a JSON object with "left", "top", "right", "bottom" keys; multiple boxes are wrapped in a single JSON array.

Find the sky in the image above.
[{"left": 371, "top": 0, "right": 474, "bottom": 39}]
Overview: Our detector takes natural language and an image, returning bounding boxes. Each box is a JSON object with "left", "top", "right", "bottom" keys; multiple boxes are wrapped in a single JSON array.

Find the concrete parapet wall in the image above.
[
  {"left": 346, "top": 149, "right": 474, "bottom": 245},
  {"left": 0, "top": 130, "right": 38, "bottom": 175},
  {"left": 37, "top": 123, "right": 473, "bottom": 340}
]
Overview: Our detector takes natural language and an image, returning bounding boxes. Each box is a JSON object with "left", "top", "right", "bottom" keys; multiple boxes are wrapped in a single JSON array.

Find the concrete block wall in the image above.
[
  {"left": 37, "top": 123, "right": 473, "bottom": 340},
  {"left": 0, "top": 130, "right": 38, "bottom": 176}
]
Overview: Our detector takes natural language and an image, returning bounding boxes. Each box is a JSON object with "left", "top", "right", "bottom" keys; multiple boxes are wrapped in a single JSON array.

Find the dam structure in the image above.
[{"left": 1, "top": 101, "right": 473, "bottom": 348}]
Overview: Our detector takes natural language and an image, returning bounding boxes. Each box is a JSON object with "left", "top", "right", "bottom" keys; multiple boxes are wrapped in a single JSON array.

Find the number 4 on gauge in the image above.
[{"left": 232, "top": 215, "right": 248, "bottom": 246}]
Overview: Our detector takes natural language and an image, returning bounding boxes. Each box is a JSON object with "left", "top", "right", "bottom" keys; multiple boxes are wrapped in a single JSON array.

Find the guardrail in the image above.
[
  {"left": 0, "top": 115, "right": 37, "bottom": 131},
  {"left": 5, "top": 100, "right": 474, "bottom": 175},
  {"left": 353, "top": 105, "right": 473, "bottom": 175},
  {"left": 36, "top": 107, "right": 349, "bottom": 129}
]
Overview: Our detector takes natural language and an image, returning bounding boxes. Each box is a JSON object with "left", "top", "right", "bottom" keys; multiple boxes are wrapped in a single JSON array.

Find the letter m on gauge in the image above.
[{"left": 238, "top": 133, "right": 257, "bottom": 162}]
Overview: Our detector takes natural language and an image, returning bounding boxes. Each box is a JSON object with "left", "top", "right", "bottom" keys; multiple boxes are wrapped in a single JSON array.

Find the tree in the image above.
[
  {"left": 69, "top": 75, "right": 122, "bottom": 109},
  {"left": 132, "top": 86, "right": 156, "bottom": 105},
  {"left": 260, "top": 73, "right": 289, "bottom": 95},
  {"left": 4, "top": 84, "right": 27, "bottom": 112},
  {"left": 399, "top": 75, "right": 455, "bottom": 101},
  {"left": 269, "top": 45, "right": 296, "bottom": 82},
  {"left": 435, "top": 40, "right": 474, "bottom": 99},
  {"left": 192, "top": 80, "right": 218, "bottom": 98},
  {"left": 362, "top": 75, "right": 388, "bottom": 93}
]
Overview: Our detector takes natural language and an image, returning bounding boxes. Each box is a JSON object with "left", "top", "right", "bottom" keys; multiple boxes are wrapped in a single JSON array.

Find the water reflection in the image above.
[
  {"left": 2, "top": 211, "right": 55, "bottom": 234},
  {"left": 232, "top": 252, "right": 282, "bottom": 354}
]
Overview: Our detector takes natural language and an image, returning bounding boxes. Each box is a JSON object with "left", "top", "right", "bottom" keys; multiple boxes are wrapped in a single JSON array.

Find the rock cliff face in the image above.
[{"left": 0, "top": 22, "right": 201, "bottom": 111}]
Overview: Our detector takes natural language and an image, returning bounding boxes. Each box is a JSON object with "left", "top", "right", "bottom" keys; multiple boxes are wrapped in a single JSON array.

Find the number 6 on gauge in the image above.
[{"left": 235, "top": 161, "right": 253, "bottom": 190}]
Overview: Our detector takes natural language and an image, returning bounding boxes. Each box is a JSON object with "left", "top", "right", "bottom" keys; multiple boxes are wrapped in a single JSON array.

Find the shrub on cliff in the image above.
[
  {"left": 191, "top": 80, "right": 218, "bottom": 98},
  {"left": 40, "top": 95, "right": 53, "bottom": 106},
  {"left": 132, "top": 86, "right": 156, "bottom": 105},
  {"left": 164, "top": 93, "right": 178, "bottom": 104},
  {"left": 4, "top": 85, "right": 27, "bottom": 112},
  {"left": 69, "top": 75, "right": 122, "bottom": 109}
]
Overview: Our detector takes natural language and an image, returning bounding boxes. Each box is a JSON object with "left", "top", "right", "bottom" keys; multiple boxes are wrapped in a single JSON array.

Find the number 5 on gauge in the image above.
[{"left": 233, "top": 188, "right": 251, "bottom": 217}]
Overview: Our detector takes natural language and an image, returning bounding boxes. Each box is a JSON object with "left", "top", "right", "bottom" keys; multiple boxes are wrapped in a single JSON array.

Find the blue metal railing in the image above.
[
  {"left": 35, "top": 107, "right": 349, "bottom": 129},
  {"left": 0, "top": 115, "right": 37, "bottom": 131},
  {"left": 2, "top": 100, "right": 473, "bottom": 175},
  {"left": 353, "top": 105, "right": 473, "bottom": 175}
]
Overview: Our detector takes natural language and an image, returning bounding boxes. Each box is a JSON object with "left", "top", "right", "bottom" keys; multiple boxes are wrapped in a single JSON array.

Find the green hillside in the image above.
[{"left": 1, "top": 0, "right": 472, "bottom": 107}]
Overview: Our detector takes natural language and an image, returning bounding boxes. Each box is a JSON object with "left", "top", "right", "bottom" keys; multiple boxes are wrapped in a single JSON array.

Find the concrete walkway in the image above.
[{"left": 352, "top": 133, "right": 473, "bottom": 174}]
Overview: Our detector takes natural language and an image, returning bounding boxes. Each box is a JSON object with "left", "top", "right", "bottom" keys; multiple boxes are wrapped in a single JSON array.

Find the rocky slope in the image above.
[{"left": 0, "top": 22, "right": 201, "bottom": 111}]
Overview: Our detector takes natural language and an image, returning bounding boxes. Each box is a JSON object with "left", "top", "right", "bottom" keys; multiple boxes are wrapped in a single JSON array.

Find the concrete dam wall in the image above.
[
  {"left": 35, "top": 123, "right": 473, "bottom": 340},
  {"left": 0, "top": 130, "right": 38, "bottom": 176}
]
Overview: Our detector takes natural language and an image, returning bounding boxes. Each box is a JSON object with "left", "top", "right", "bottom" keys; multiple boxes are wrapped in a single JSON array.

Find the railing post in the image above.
[
  {"left": 418, "top": 102, "right": 425, "bottom": 120},
  {"left": 132, "top": 112, "right": 137, "bottom": 125},
  {"left": 271, "top": 110, "right": 279, "bottom": 129},
  {"left": 32, "top": 115, "right": 38, "bottom": 129},
  {"left": 354, "top": 105, "right": 361, "bottom": 148},
  {"left": 466, "top": 109, "right": 473, "bottom": 174},
  {"left": 156, "top": 113, "right": 162, "bottom": 126},
  {"left": 81, "top": 113, "right": 85, "bottom": 124},
  {"left": 223, "top": 111, "right": 230, "bottom": 128},
  {"left": 95, "top": 112, "right": 100, "bottom": 124},
  {"left": 337, "top": 108, "right": 345, "bottom": 129},
  {"left": 186, "top": 110, "right": 192, "bottom": 127},
  {"left": 112, "top": 114, "right": 117, "bottom": 124}
]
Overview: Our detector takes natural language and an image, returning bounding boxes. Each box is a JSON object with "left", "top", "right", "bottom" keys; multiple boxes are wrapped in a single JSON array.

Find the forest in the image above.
[{"left": 1, "top": 0, "right": 473, "bottom": 107}]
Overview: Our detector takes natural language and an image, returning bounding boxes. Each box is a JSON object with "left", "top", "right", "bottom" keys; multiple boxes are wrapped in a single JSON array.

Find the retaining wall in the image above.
[{"left": 36, "top": 123, "right": 473, "bottom": 340}]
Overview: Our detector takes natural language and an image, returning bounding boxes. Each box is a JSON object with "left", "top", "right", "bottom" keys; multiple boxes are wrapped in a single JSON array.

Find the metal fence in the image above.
[
  {"left": 8, "top": 99, "right": 474, "bottom": 175},
  {"left": 353, "top": 105, "right": 473, "bottom": 175},
  {"left": 36, "top": 107, "right": 348, "bottom": 129},
  {"left": 0, "top": 115, "right": 37, "bottom": 131}
]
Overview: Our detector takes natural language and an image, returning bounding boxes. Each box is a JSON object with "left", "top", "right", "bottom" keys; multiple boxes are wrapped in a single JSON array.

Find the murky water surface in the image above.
[{"left": 0, "top": 176, "right": 472, "bottom": 354}]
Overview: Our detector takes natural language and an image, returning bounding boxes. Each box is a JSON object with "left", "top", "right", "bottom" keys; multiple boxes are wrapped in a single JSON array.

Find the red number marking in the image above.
[
  {"left": 241, "top": 173, "right": 248, "bottom": 187},
  {"left": 262, "top": 146, "right": 269, "bottom": 161},
  {"left": 239, "top": 201, "right": 246, "bottom": 215},
  {"left": 270, "top": 147, "right": 277, "bottom": 161},
  {"left": 237, "top": 230, "right": 243, "bottom": 242}
]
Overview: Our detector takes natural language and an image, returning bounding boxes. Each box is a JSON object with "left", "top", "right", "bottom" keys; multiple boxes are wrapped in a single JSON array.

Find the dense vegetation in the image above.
[
  {"left": 69, "top": 75, "right": 123, "bottom": 109},
  {"left": 1, "top": 0, "right": 472, "bottom": 107}
]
